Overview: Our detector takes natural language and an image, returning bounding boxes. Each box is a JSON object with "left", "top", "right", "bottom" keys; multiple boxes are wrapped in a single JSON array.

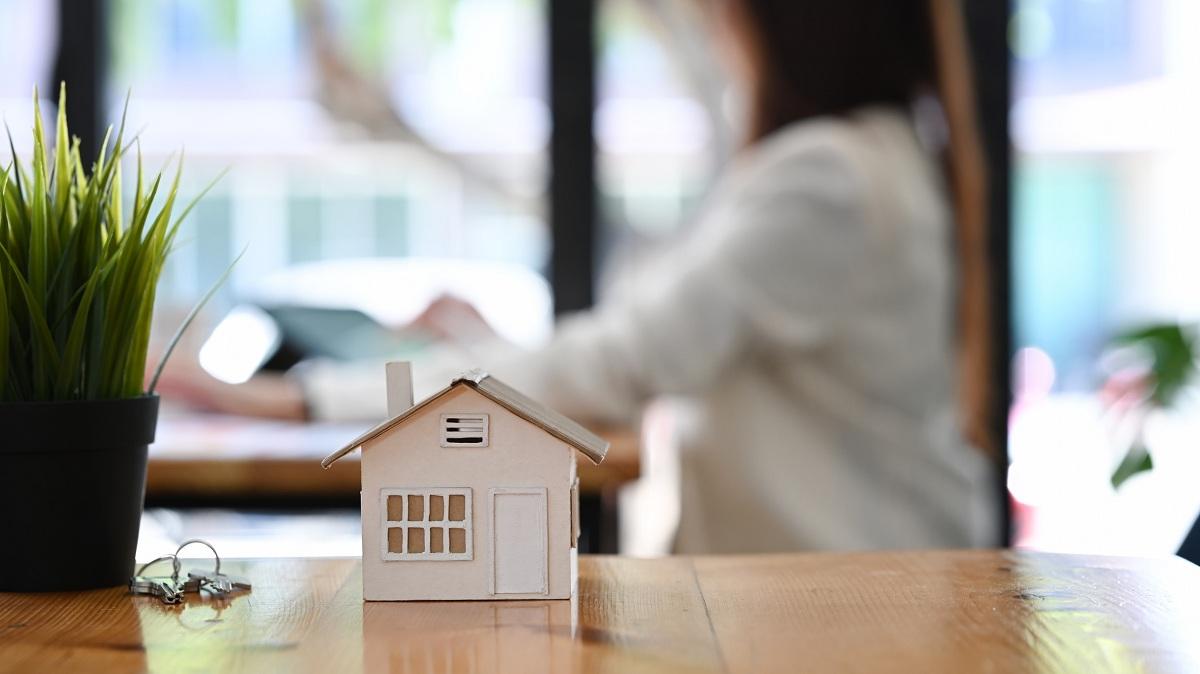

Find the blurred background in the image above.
[
  {"left": 2, "top": 0, "right": 1198, "bottom": 560},
  {"left": 1008, "top": 0, "right": 1200, "bottom": 557}
]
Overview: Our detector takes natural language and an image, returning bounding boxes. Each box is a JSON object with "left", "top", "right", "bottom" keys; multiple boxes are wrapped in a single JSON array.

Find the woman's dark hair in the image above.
[
  {"left": 735, "top": 0, "right": 995, "bottom": 453},
  {"left": 737, "top": 1, "right": 936, "bottom": 140}
]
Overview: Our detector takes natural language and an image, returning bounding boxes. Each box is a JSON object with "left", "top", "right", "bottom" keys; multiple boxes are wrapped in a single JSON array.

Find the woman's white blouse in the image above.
[{"left": 303, "top": 106, "right": 999, "bottom": 552}]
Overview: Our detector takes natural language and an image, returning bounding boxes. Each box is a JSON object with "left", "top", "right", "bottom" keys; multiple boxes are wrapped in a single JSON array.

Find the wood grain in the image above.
[
  {"left": 1, "top": 551, "right": 1197, "bottom": 673},
  {"left": 693, "top": 550, "right": 1200, "bottom": 674},
  {"left": 146, "top": 420, "right": 640, "bottom": 500}
]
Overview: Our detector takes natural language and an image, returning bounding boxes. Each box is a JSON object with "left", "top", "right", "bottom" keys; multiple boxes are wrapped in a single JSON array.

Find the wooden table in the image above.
[
  {"left": 2, "top": 550, "right": 1198, "bottom": 673},
  {"left": 146, "top": 414, "right": 640, "bottom": 501}
]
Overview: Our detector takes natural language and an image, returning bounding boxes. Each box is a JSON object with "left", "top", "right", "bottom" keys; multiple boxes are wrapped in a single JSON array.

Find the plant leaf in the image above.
[
  {"left": 1114, "top": 323, "right": 1197, "bottom": 407},
  {"left": 53, "top": 262, "right": 105, "bottom": 397},
  {"left": 53, "top": 83, "right": 71, "bottom": 227},
  {"left": 147, "top": 247, "right": 243, "bottom": 394},
  {"left": 1111, "top": 443, "right": 1154, "bottom": 489},
  {"left": 0, "top": 241, "right": 61, "bottom": 385}
]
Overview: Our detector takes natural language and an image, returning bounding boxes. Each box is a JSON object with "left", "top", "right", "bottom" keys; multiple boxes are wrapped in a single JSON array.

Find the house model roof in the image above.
[{"left": 321, "top": 369, "right": 610, "bottom": 468}]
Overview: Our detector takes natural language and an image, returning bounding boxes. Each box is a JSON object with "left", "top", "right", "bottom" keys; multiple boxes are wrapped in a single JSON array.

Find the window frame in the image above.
[{"left": 380, "top": 487, "right": 473, "bottom": 561}]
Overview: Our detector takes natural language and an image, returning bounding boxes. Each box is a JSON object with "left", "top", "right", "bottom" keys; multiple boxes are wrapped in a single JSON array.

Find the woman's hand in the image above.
[
  {"left": 406, "top": 294, "right": 497, "bottom": 345},
  {"left": 151, "top": 293, "right": 495, "bottom": 422},
  {"left": 153, "top": 354, "right": 308, "bottom": 420}
]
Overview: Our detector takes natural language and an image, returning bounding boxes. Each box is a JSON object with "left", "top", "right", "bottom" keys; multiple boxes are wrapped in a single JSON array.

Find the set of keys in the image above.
[{"left": 129, "top": 539, "right": 251, "bottom": 605}]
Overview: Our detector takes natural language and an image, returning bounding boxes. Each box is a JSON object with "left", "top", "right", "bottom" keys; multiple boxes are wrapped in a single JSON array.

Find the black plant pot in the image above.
[{"left": 0, "top": 395, "right": 158, "bottom": 591}]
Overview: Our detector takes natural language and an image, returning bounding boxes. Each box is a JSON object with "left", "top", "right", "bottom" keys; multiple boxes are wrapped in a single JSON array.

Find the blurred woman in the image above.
[{"left": 169, "top": 0, "right": 1000, "bottom": 551}]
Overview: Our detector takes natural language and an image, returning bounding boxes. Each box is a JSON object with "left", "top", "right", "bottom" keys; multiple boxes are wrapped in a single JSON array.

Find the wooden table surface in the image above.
[
  {"left": 146, "top": 414, "right": 640, "bottom": 501},
  {"left": 2, "top": 550, "right": 1198, "bottom": 673}
]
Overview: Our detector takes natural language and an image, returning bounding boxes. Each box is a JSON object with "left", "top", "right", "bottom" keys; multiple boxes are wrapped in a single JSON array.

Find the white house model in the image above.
[{"left": 322, "top": 362, "right": 609, "bottom": 601}]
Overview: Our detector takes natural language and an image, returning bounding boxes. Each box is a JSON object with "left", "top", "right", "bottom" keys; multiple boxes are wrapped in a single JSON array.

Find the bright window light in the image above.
[{"left": 198, "top": 305, "right": 281, "bottom": 384}]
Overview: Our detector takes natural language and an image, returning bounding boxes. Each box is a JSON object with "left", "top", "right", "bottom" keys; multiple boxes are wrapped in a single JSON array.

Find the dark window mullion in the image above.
[
  {"left": 51, "top": 0, "right": 108, "bottom": 166},
  {"left": 548, "top": 0, "right": 597, "bottom": 315}
]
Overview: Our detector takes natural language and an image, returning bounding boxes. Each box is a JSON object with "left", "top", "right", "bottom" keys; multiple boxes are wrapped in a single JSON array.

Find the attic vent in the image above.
[{"left": 440, "top": 413, "right": 489, "bottom": 448}]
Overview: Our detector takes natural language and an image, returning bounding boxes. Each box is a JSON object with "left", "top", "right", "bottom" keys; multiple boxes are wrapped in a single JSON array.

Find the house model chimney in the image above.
[{"left": 385, "top": 361, "right": 415, "bottom": 418}]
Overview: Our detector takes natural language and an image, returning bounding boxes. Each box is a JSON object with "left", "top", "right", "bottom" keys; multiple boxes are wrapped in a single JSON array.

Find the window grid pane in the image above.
[
  {"left": 387, "top": 495, "right": 404, "bottom": 522},
  {"left": 380, "top": 488, "right": 472, "bottom": 561},
  {"left": 387, "top": 526, "right": 404, "bottom": 554},
  {"left": 449, "top": 494, "right": 466, "bottom": 521},
  {"left": 449, "top": 527, "right": 467, "bottom": 554}
]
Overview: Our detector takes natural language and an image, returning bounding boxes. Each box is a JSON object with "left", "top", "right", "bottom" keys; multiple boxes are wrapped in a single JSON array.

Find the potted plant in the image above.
[{"left": 0, "top": 86, "right": 222, "bottom": 591}]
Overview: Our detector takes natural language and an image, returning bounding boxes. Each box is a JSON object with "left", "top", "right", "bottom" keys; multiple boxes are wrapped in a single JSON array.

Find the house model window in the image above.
[
  {"left": 440, "top": 413, "right": 489, "bottom": 447},
  {"left": 382, "top": 488, "right": 473, "bottom": 561}
]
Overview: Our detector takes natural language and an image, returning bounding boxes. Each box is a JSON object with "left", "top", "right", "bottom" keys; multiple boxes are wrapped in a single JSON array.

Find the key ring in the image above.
[
  {"left": 136, "top": 554, "right": 181, "bottom": 582},
  {"left": 175, "top": 538, "right": 221, "bottom": 576}
]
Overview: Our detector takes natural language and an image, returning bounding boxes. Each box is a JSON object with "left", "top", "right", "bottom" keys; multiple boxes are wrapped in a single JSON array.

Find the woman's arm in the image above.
[
  {"left": 298, "top": 142, "right": 864, "bottom": 424},
  {"left": 481, "top": 144, "right": 866, "bottom": 423}
]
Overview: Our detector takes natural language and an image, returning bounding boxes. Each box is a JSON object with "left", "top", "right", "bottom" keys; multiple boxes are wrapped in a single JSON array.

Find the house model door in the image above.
[{"left": 490, "top": 487, "right": 548, "bottom": 595}]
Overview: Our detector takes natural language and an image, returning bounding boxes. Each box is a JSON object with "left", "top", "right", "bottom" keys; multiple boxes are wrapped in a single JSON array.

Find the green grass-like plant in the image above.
[{"left": 0, "top": 85, "right": 221, "bottom": 402}]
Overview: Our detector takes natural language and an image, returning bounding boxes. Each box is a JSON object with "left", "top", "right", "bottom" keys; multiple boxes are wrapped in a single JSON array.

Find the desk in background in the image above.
[
  {"left": 2, "top": 550, "right": 1198, "bottom": 672},
  {"left": 146, "top": 413, "right": 641, "bottom": 551}
]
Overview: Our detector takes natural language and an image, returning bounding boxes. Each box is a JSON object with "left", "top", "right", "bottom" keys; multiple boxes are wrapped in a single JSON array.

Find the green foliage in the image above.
[
  {"left": 0, "top": 85, "right": 216, "bottom": 402},
  {"left": 1111, "top": 442, "right": 1153, "bottom": 490},
  {"left": 1113, "top": 323, "right": 1197, "bottom": 408},
  {"left": 1108, "top": 323, "right": 1197, "bottom": 488}
]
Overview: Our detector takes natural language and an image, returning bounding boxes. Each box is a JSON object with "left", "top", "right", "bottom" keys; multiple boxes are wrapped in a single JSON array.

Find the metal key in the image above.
[
  {"left": 187, "top": 570, "right": 250, "bottom": 596},
  {"left": 186, "top": 570, "right": 229, "bottom": 596},
  {"left": 176, "top": 539, "right": 248, "bottom": 597},
  {"left": 178, "top": 574, "right": 204, "bottom": 593},
  {"left": 130, "top": 576, "right": 183, "bottom": 605}
]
